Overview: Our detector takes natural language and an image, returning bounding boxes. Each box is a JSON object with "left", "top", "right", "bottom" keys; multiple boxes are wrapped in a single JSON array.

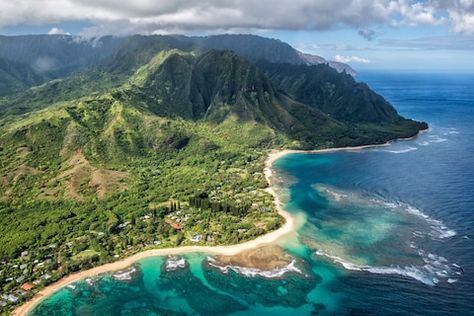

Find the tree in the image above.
[{"left": 175, "top": 232, "right": 184, "bottom": 246}]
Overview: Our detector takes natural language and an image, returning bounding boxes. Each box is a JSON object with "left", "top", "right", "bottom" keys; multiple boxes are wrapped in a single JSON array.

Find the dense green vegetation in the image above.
[{"left": 0, "top": 35, "right": 427, "bottom": 313}]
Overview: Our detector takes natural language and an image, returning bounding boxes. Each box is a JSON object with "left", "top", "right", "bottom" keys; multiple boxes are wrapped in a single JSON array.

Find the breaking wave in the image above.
[
  {"left": 418, "top": 128, "right": 457, "bottom": 146},
  {"left": 440, "top": 127, "right": 460, "bottom": 135},
  {"left": 318, "top": 185, "right": 456, "bottom": 240},
  {"left": 376, "top": 146, "right": 418, "bottom": 154},
  {"left": 313, "top": 185, "right": 460, "bottom": 285},
  {"left": 377, "top": 200, "right": 456, "bottom": 239},
  {"left": 315, "top": 250, "right": 463, "bottom": 286},
  {"left": 206, "top": 257, "right": 303, "bottom": 279},
  {"left": 112, "top": 266, "right": 138, "bottom": 281},
  {"left": 165, "top": 256, "right": 187, "bottom": 271}
]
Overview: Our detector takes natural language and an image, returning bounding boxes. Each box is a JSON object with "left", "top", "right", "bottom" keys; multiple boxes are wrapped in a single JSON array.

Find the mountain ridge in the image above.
[{"left": 0, "top": 34, "right": 356, "bottom": 97}]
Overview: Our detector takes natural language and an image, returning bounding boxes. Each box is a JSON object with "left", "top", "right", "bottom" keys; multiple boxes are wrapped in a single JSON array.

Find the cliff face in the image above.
[{"left": 297, "top": 51, "right": 357, "bottom": 76}]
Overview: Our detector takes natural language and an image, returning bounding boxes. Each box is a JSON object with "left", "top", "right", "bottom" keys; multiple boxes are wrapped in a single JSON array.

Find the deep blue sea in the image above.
[{"left": 30, "top": 72, "right": 474, "bottom": 315}]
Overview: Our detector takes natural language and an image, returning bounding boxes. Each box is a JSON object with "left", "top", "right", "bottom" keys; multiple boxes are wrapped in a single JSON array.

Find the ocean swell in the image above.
[
  {"left": 375, "top": 146, "right": 418, "bottom": 154},
  {"left": 318, "top": 184, "right": 456, "bottom": 240},
  {"left": 377, "top": 200, "right": 456, "bottom": 239},
  {"left": 315, "top": 250, "right": 462, "bottom": 286}
]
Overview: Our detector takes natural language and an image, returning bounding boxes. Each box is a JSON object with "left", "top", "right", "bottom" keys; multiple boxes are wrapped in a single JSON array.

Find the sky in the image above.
[{"left": 0, "top": 0, "right": 473, "bottom": 71}]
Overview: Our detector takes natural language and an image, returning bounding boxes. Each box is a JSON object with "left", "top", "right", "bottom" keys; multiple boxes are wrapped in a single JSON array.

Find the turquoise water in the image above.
[{"left": 30, "top": 72, "right": 474, "bottom": 315}]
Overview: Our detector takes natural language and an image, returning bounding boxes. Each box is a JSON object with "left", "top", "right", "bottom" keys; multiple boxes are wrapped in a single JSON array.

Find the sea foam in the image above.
[
  {"left": 377, "top": 146, "right": 418, "bottom": 154},
  {"left": 383, "top": 202, "right": 456, "bottom": 239},
  {"left": 165, "top": 256, "right": 186, "bottom": 271},
  {"left": 112, "top": 266, "right": 137, "bottom": 281},
  {"left": 207, "top": 257, "right": 303, "bottom": 279},
  {"left": 315, "top": 250, "right": 462, "bottom": 286},
  {"left": 320, "top": 185, "right": 456, "bottom": 240}
]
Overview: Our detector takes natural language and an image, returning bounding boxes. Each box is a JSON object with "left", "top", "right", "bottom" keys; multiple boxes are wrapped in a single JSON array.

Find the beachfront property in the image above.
[{"left": 20, "top": 283, "right": 34, "bottom": 291}]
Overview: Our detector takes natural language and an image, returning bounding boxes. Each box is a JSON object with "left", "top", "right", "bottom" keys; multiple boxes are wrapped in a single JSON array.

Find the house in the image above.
[
  {"left": 165, "top": 219, "right": 182, "bottom": 231},
  {"left": 117, "top": 222, "right": 130, "bottom": 229},
  {"left": 171, "top": 223, "right": 182, "bottom": 230},
  {"left": 21, "top": 283, "right": 34, "bottom": 291},
  {"left": 41, "top": 273, "right": 51, "bottom": 280},
  {"left": 16, "top": 289, "right": 26, "bottom": 296},
  {"left": 2, "top": 294, "right": 18, "bottom": 303},
  {"left": 190, "top": 235, "right": 203, "bottom": 242},
  {"left": 20, "top": 251, "right": 29, "bottom": 257}
]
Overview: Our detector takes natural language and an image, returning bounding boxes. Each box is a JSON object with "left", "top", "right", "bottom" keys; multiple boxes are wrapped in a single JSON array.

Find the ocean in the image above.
[{"left": 29, "top": 72, "right": 474, "bottom": 315}]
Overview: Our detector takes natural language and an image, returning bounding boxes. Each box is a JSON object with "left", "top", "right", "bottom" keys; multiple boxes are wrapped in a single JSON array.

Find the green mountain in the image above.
[
  {"left": 0, "top": 34, "right": 357, "bottom": 97},
  {"left": 0, "top": 36, "right": 427, "bottom": 204},
  {"left": 0, "top": 35, "right": 427, "bottom": 312},
  {"left": 0, "top": 57, "right": 48, "bottom": 95},
  {"left": 258, "top": 61, "right": 398, "bottom": 123},
  {"left": 0, "top": 35, "right": 124, "bottom": 96}
]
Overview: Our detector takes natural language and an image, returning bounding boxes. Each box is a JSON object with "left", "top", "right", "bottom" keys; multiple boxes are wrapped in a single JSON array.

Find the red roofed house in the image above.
[
  {"left": 165, "top": 218, "right": 182, "bottom": 231},
  {"left": 171, "top": 223, "right": 182, "bottom": 231},
  {"left": 21, "top": 283, "right": 34, "bottom": 291}
]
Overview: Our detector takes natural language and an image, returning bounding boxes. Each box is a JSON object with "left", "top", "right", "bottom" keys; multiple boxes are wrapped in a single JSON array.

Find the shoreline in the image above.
[
  {"left": 13, "top": 146, "right": 295, "bottom": 316},
  {"left": 13, "top": 130, "right": 426, "bottom": 316},
  {"left": 265, "top": 129, "right": 429, "bottom": 166}
]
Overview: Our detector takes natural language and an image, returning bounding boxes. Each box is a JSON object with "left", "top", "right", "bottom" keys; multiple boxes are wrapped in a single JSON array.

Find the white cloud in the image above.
[
  {"left": 47, "top": 27, "right": 70, "bottom": 35},
  {"left": 448, "top": 10, "right": 474, "bottom": 34},
  {"left": 389, "top": 0, "right": 444, "bottom": 26},
  {"left": 0, "top": 0, "right": 471, "bottom": 37},
  {"left": 431, "top": 0, "right": 474, "bottom": 33},
  {"left": 334, "top": 55, "right": 371, "bottom": 64}
]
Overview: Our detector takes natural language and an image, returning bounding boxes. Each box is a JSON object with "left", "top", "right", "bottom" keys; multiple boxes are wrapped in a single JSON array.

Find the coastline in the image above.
[
  {"left": 265, "top": 129, "right": 429, "bottom": 166},
  {"left": 12, "top": 131, "right": 425, "bottom": 316},
  {"left": 13, "top": 147, "right": 295, "bottom": 316}
]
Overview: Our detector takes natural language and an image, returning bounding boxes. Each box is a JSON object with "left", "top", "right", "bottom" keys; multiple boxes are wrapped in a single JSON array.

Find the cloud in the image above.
[
  {"left": 379, "top": 34, "right": 474, "bottom": 50},
  {"left": 32, "top": 56, "right": 57, "bottom": 72},
  {"left": 296, "top": 42, "right": 376, "bottom": 52},
  {"left": 0, "top": 0, "right": 472, "bottom": 37},
  {"left": 389, "top": 0, "right": 444, "bottom": 26},
  {"left": 47, "top": 27, "right": 71, "bottom": 35},
  {"left": 358, "top": 29, "right": 377, "bottom": 41},
  {"left": 431, "top": 0, "right": 474, "bottom": 34},
  {"left": 448, "top": 9, "right": 474, "bottom": 34},
  {"left": 334, "top": 55, "right": 371, "bottom": 64}
]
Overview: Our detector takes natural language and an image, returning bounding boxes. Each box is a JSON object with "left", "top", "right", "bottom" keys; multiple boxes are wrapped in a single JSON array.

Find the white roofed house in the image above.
[{"left": 190, "top": 235, "right": 203, "bottom": 242}]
